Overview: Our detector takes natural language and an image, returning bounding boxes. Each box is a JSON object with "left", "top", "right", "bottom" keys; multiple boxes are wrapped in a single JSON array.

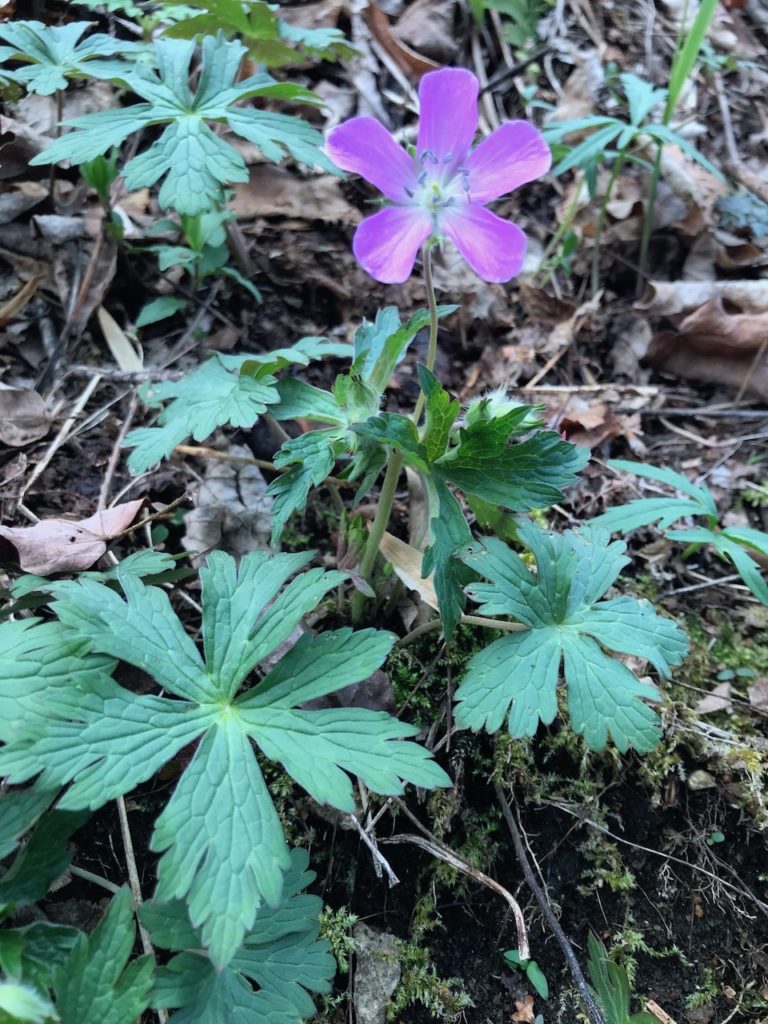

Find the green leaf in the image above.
[
  {"left": 418, "top": 366, "right": 459, "bottom": 463},
  {"left": 0, "top": 553, "right": 448, "bottom": 968},
  {"left": 268, "top": 429, "right": 342, "bottom": 544},
  {"left": 587, "top": 932, "right": 654, "bottom": 1024},
  {"left": 590, "top": 497, "right": 709, "bottom": 532},
  {"left": 135, "top": 296, "right": 189, "bottom": 328},
  {"left": 53, "top": 888, "right": 153, "bottom": 1024},
  {"left": 0, "top": 20, "right": 135, "bottom": 95},
  {"left": 590, "top": 460, "right": 717, "bottom": 532},
  {"left": 0, "top": 809, "right": 88, "bottom": 913},
  {"left": 0, "top": 922, "right": 78, "bottom": 992},
  {"left": 271, "top": 379, "right": 345, "bottom": 424},
  {"left": 646, "top": 123, "right": 723, "bottom": 180},
  {"left": 666, "top": 0, "right": 717, "bottom": 120},
  {"left": 352, "top": 305, "right": 456, "bottom": 395},
  {"left": 151, "top": 718, "right": 289, "bottom": 966},
  {"left": 455, "top": 521, "right": 688, "bottom": 752},
  {"left": 123, "top": 357, "right": 279, "bottom": 473},
  {"left": 0, "top": 617, "right": 113, "bottom": 741},
  {"left": 143, "top": 847, "right": 335, "bottom": 1023},
  {"left": 668, "top": 527, "right": 768, "bottom": 606},
  {"left": 435, "top": 421, "right": 588, "bottom": 511},
  {"left": 422, "top": 481, "right": 473, "bottom": 639},
  {"left": 31, "top": 35, "right": 329, "bottom": 213},
  {"left": 620, "top": 73, "right": 666, "bottom": 126},
  {"left": 352, "top": 414, "right": 427, "bottom": 469},
  {"left": 526, "top": 960, "right": 549, "bottom": 1000},
  {"left": 0, "top": 784, "right": 54, "bottom": 860},
  {"left": 0, "top": 979, "right": 56, "bottom": 1023},
  {"left": 548, "top": 122, "right": 623, "bottom": 176}
]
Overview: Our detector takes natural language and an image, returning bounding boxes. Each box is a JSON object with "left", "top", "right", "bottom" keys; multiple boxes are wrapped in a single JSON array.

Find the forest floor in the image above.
[{"left": 2, "top": 0, "right": 768, "bottom": 1022}]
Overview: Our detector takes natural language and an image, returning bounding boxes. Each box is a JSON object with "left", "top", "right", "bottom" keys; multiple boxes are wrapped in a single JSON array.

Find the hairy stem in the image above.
[
  {"left": 351, "top": 243, "right": 438, "bottom": 621},
  {"left": 413, "top": 243, "right": 439, "bottom": 423},
  {"left": 350, "top": 451, "right": 404, "bottom": 622}
]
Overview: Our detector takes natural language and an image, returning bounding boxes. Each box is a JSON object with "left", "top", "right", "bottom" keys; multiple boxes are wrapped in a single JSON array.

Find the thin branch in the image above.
[{"left": 495, "top": 783, "right": 606, "bottom": 1024}]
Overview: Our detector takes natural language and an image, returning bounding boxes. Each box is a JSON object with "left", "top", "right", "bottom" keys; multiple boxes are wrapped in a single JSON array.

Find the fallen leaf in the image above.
[
  {"left": 645, "top": 329, "right": 768, "bottom": 401},
  {"left": 0, "top": 384, "right": 49, "bottom": 446},
  {"left": 182, "top": 445, "right": 273, "bottom": 565},
  {"left": 695, "top": 682, "right": 733, "bottom": 715},
  {"left": 379, "top": 531, "right": 439, "bottom": 610},
  {"left": 231, "top": 165, "right": 358, "bottom": 223},
  {"left": 0, "top": 275, "right": 44, "bottom": 326},
  {"left": 0, "top": 500, "right": 143, "bottom": 574},
  {"left": 392, "top": 0, "right": 459, "bottom": 62},
  {"left": 98, "top": 306, "right": 143, "bottom": 372},
  {"left": 545, "top": 55, "right": 604, "bottom": 123},
  {"left": 637, "top": 279, "right": 768, "bottom": 317},
  {"left": 748, "top": 678, "right": 768, "bottom": 711},
  {"left": 364, "top": 1, "right": 440, "bottom": 80},
  {"left": 511, "top": 994, "right": 536, "bottom": 1023}
]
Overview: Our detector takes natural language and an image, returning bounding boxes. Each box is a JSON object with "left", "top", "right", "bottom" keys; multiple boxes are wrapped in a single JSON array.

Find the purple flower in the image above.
[{"left": 326, "top": 67, "right": 552, "bottom": 284}]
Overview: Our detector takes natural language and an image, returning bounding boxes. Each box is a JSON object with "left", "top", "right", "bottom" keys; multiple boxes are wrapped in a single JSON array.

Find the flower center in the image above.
[{"left": 404, "top": 150, "right": 471, "bottom": 217}]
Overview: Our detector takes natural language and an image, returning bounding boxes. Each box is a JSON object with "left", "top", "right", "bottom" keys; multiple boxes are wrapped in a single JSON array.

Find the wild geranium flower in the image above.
[{"left": 326, "top": 67, "right": 552, "bottom": 284}]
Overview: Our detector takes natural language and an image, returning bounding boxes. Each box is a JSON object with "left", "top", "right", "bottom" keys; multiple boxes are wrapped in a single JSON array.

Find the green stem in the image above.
[
  {"left": 591, "top": 151, "right": 625, "bottom": 298},
  {"left": 413, "top": 244, "right": 439, "bottom": 424},
  {"left": 350, "top": 244, "right": 438, "bottom": 622},
  {"left": 350, "top": 451, "right": 404, "bottom": 622},
  {"left": 637, "top": 142, "right": 663, "bottom": 296},
  {"left": 535, "top": 177, "right": 584, "bottom": 287},
  {"left": 70, "top": 864, "right": 122, "bottom": 895}
]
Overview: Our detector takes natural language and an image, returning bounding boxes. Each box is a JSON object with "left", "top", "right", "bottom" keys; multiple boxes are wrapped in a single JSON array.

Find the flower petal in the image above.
[
  {"left": 326, "top": 116, "right": 417, "bottom": 202},
  {"left": 417, "top": 68, "right": 478, "bottom": 170},
  {"left": 440, "top": 204, "right": 526, "bottom": 283},
  {"left": 353, "top": 206, "right": 433, "bottom": 284},
  {"left": 464, "top": 121, "right": 552, "bottom": 203}
]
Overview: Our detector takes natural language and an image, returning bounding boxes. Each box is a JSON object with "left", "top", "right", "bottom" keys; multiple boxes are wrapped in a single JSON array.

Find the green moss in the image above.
[
  {"left": 319, "top": 907, "right": 358, "bottom": 974},
  {"left": 386, "top": 942, "right": 472, "bottom": 1022}
]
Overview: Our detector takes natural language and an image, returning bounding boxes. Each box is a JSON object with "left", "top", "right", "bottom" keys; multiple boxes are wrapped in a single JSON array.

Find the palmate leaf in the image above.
[
  {"left": 434, "top": 412, "right": 588, "bottom": 510},
  {"left": 0, "top": 20, "right": 135, "bottom": 96},
  {"left": 591, "top": 459, "right": 717, "bottom": 532},
  {"left": 667, "top": 526, "right": 768, "bottom": 606},
  {"left": 53, "top": 888, "right": 153, "bottom": 1024},
  {"left": 31, "top": 35, "right": 332, "bottom": 214},
  {"left": 0, "top": 551, "right": 449, "bottom": 968},
  {"left": 454, "top": 521, "right": 688, "bottom": 753},
  {"left": 123, "top": 357, "right": 280, "bottom": 473},
  {"left": 142, "top": 847, "right": 335, "bottom": 1024}
]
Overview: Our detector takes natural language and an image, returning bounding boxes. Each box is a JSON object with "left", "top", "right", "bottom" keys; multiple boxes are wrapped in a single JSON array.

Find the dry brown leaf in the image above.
[
  {"left": 695, "top": 682, "right": 733, "bottom": 715},
  {"left": 98, "top": 306, "right": 143, "bottom": 372},
  {"left": 545, "top": 56, "right": 604, "bottom": 124},
  {"left": 637, "top": 279, "right": 768, "bottom": 316},
  {"left": 392, "top": 0, "right": 458, "bottom": 62},
  {"left": 231, "top": 165, "right": 358, "bottom": 223},
  {"left": 511, "top": 994, "right": 536, "bottom": 1023},
  {"left": 0, "top": 275, "right": 44, "bottom": 326},
  {"left": 645, "top": 330, "right": 768, "bottom": 400},
  {"left": 364, "top": 2, "right": 440, "bottom": 80},
  {"left": 678, "top": 297, "right": 768, "bottom": 352},
  {"left": 0, "top": 383, "right": 49, "bottom": 446},
  {"left": 748, "top": 678, "right": 768, "bottom": 711},
  {"left": 0, "top": 500, "right": 143, "bottom": 574},
  {"left": 379, "top": 531, "right": 439, "bottom": 609}
]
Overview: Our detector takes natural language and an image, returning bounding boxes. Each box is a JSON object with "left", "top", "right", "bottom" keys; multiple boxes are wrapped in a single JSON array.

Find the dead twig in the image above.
[
  {"left": 495, "top": 783, "right": 606, "bottom": 1024},
  {"left": 348, "top": 814, "right": 400, "bottom": 887},
  {"left": 385, "top": 833, "right": 530, "bottom": 959}
]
